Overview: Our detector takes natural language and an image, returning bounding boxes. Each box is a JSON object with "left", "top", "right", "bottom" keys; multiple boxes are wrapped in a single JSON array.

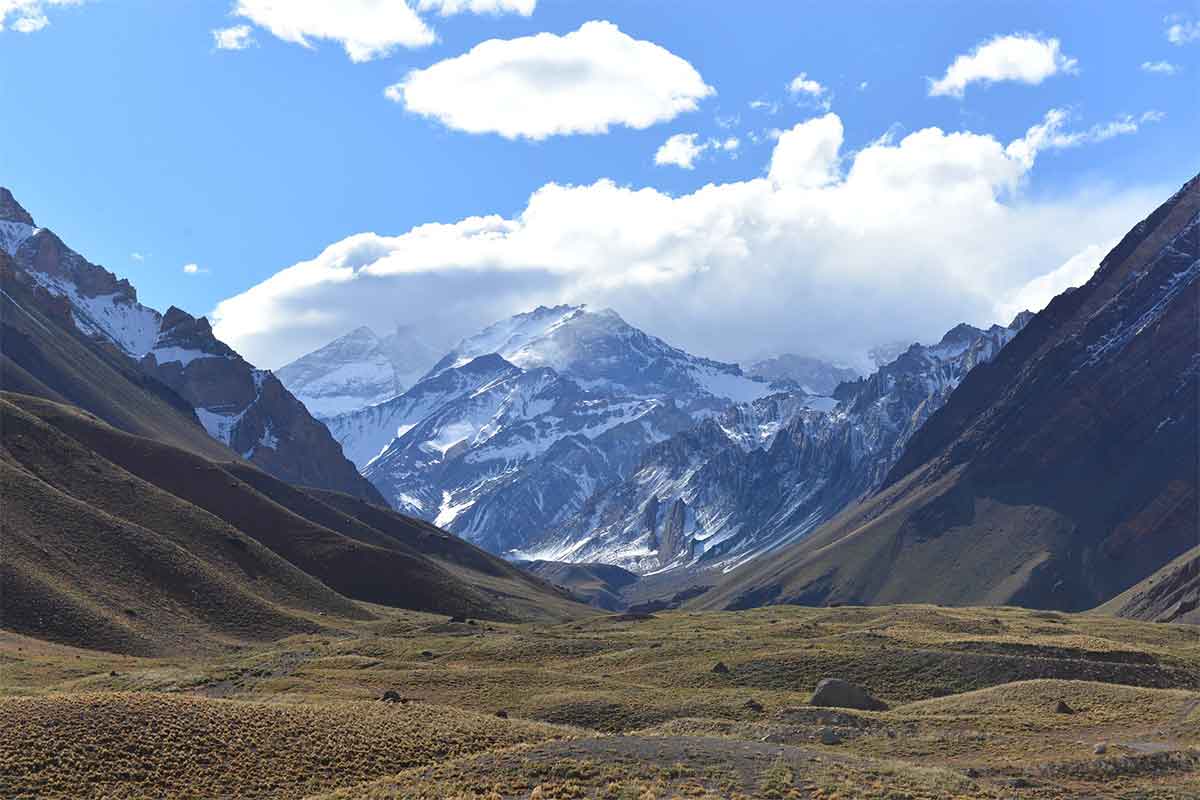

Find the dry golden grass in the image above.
[
  {"left": 0, "top": 692, "right": 570, "bottom": 799},
  {"left": 3, "top": 604, "right": 1198, "bottom": 798}
]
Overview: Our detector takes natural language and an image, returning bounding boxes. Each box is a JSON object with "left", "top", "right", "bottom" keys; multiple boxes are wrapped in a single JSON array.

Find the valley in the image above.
[
  {"left": 1, "top": 10, "right": 1198, "bottom": 794},
  {"left": 3, "top": 605, "right": 1199, "bottom": 798}
]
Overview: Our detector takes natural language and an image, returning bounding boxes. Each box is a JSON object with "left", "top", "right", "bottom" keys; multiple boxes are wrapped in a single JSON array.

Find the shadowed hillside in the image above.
[
  {"left": 702, "top": 174, "right": 1200, "bottom": 614},
  {"left": 0, "top": 392, "right": 588, "bottom": 655}
]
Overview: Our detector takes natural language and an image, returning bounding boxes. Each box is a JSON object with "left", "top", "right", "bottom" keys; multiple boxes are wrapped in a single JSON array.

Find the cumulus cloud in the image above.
[
  {"left": 788, "top": 72, "right": 831, "bottom": 110},
  {"left": 654, "top": 133, "right": 740, "bottom": 169},
  {"left": 929, "top": 33, "right": 1078, "bottom": 97},
  {"left": 1166, "top": 17, "right": 1200, "bottom": 45},
  {"left": 767, "top": 113, "right": 843, "bottom": 188},
  {"left": 654, "top": 133, "right": 705, "bottom": 169},
  {"left": 1141, "top": 60, "right": 1180, "bottom": 75},
  {"left": 182, "top": 263, "right": 210, "bottom": 275},
  {"left": 212, "top": 110, "right": 1163, "bottom": 371},
  {"left": 230, "top": 0, "right": 435, "bottom": 61},
  {"left": 0, "top": 0, "right": 82, "bottom": 33},
  {"left": 386, "top": 21, "right": 713, "bottom": 139},
  {"left": 996, "top": 242, "right": 1112, "bottom": 323},
  {"left": 417, "top": 0, "right": 534, "bottom": 15},
  {"left": 212, "top": 24, "right": 255, "bottom": 50}
]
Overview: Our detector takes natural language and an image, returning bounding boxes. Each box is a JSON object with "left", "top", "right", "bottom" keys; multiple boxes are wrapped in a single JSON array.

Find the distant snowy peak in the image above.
[
  {"left": 432, "top": 303, "right": 772, "bottom": 408},
  {"left": 430, "top": 304, "right": 592, "bottom": 374},
  {"left": 277, "top": 324, "right": 441, "bottom": 418}
]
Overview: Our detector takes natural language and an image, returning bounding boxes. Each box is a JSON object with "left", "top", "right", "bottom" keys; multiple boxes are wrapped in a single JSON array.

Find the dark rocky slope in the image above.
[
  {"left": 0, "top": 187, "right": 382, "bottom": 503},
  {"left": 702, "top": 174, "right": 1200, "bottom": 613}
]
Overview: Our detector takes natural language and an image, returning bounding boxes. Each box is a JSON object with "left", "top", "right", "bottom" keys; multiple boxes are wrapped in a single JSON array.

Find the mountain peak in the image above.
[
  {"left": 937, "top": 322, "right": 985, "bottom": 347},
  {"left": 0, "top": 188, "right": 35, "bottom": 226},
  {"left": 1008, "top": 310, "right": 1034, "bottom": 331}
]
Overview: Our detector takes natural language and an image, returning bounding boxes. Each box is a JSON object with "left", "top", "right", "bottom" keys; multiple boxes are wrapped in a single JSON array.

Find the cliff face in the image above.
[{"left": 1, "top": 187, "right": 384, "bottom": 504}]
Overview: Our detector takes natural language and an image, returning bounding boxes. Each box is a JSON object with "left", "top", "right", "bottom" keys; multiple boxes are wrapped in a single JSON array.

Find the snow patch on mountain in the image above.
[
  {"left": 0, "top": 220, "right": 36, "bottom": 257},
  {"left": 26, "top": 268, "right": 162, "bottom": 357}
]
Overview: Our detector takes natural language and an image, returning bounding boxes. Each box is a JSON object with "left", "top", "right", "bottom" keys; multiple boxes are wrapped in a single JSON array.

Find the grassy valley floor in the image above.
[{"left": 2, "top": 604, "right": 1199, "bottom": 798}]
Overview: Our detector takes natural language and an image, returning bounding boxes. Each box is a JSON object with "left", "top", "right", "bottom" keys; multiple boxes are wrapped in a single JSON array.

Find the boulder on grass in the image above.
[{"left": 809, "top": 678, "right": 888, "bottom": 711}]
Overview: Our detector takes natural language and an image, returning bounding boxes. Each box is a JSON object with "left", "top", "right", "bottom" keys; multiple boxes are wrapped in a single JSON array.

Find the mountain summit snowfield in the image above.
[
  {"left": 294, "top": 304, "right": 781, "bottom": 554},
  {"left": 276, "top": 325, "right": 440, "bottom": 418}
]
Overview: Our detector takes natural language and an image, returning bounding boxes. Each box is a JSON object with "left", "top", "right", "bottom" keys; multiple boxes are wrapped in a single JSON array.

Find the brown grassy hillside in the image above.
[
  {"left": 2, "top": 604, "right": 1198, "bottom": 798},
  {"left": 0, "top": 392, "right": 588, "bottom": 655}
]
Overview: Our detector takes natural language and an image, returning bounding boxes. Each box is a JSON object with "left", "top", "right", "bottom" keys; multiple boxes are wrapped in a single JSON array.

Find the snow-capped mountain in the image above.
[
  {"left": 743, "top": 354, "right": 859, "bottom": 395},
  {"left": 522, "top": 315, "right": 1031, "bottom": 574},
  {"left": 0, "top": 187, "right": 382, "bottom": 503},
  {"left": 313, "top": 304, "right": 774, "bottom": 552},
  {"left": 428, "top": 305, "right": 774, "bottom": 410},
  {"left": 276, "top": 325, "right": 440, "bottom": 418},
  {"left": 323, "top": 304, "right": 774, "bottom": 472}
]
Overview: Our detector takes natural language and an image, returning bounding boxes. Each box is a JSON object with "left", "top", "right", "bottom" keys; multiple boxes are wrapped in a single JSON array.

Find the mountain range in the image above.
[
  {"left": 2, "top": 173, "right": 1196, "bottom": 637},
  {"left": 307, "top": 304, "right": 783, "bottom": 553},
  {"left": 524, "top": 315, "right": 1032, "bottom": 577},
  {"left": 1, "top": 187, "right": 585, "bottom": 654},
  {"left": 701, "top": 173, "right": 1200, "bottom": 613}
]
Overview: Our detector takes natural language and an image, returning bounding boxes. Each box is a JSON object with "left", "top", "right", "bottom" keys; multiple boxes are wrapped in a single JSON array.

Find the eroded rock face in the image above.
[
  {"left": 141, "top": 306, "right": 386, "bottom": 504},
  {"left": 535, "top": 316, "right": 1029, "bottom": 575},
  {"left": 809, "top": 678, "right": 888, "bottom": 711},
  {"left": 2, "top": 186, "right": 385, "bottom": 505}
]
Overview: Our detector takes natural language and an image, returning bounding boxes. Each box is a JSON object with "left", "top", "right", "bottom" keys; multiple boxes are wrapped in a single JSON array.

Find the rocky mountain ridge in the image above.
[{"left": 0, "top": 187, "right": 382, "bottom": 503}]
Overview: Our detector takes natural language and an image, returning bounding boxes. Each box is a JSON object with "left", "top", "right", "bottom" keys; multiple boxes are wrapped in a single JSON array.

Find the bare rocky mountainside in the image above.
[
  {"left": 702, "top": 173, "right": 1200, "bottom": 613},
  {"left": 1, "top": 186, "right": 586, "bottom": 653},
  {"left": 282, "top": 282, "right": 1046, "bottom": 589},
  {"left": 0, "top": 187, "right": 381, "bottom": 503},
  {"left": 526, "top": 316, "right": 1031, "bottom": 576},
  {"left": 309, "top": 304, "right": 782, "bottom": 554}
]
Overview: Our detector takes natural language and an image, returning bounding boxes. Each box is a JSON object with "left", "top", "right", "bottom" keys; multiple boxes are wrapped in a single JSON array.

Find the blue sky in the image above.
[{"left": 2, "top": 1, "right": 1198, "bottom": 368}]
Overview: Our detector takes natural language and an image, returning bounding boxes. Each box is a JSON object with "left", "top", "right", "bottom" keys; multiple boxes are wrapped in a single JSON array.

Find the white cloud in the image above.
[
  {"left": 211, "top": 110, "right": 1163, "bottom": 372},
  {"left": 1005, "top": 108, "right": 1165, "bottom": 166},
  {"left": 130, "top": 252, "right": 145, "bottom": 262},
  {"left": 787, "top": 71, "right": 831, "bottom": 111},
  {"left": 748, "top": 99, "right": 779, "bottom": 114},
  {"left": 996, "top": 241, "right": 1112, "bottom": 322},
  {"left": 417, "top": 0, "right": 534, "bottom": 16},
  {"left": 1166, "top": 18, "right": 1200, "bottom": 45},
  {"left": 768, "top": 113, "right": 842, "bottom": 188},
  {"left": 655, "top": 133, "right": 741, "bottom": 169},
  {"left": 0, "top": 0, "right": 82, "bottom": 33},
  {"left": 858, "top": 81, "right": 869, "bottom": 91},
  {"left": 212, "top": 24, "right": 255, "bottom": 50},
  {"left": 230, "top": 0, "right": 435, "bottom": 62},
  {"left": 788, "top": 72, "right": 824, "bottom": 96},
  {"left": 183, "top": 263, "right": 210, "bottom": 275},
  {"left": 929, "top": 33, "right": 1078, "bottom": 97},
  {"left": 655, "top": 133, "right": 705, "bottom": 169},
  {"left": 1141, "top": 60, "right": 1180, "bottom": 75},
  {"left": 386, "top": 21, "right": 713, "bottom": 140}
]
